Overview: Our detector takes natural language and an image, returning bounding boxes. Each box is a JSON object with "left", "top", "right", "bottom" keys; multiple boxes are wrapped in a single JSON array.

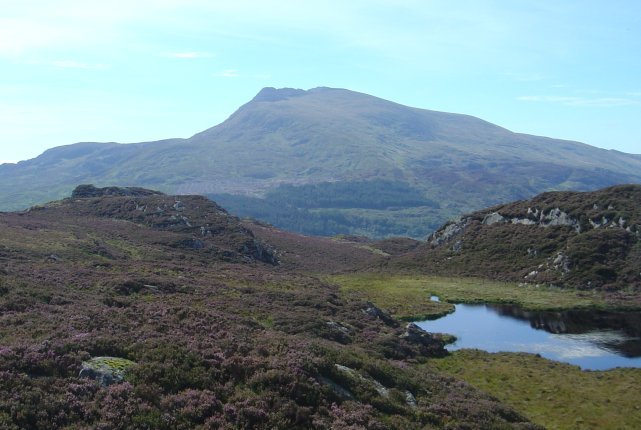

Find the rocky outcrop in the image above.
[
  {"left": 482, "top": 207, "right": 581, "bottom": 232},
  {"left": 410, "top": 185, "right": 641, "bottom": 292},
  {"left": 63, "top": 188, "right": 280, "bottom": 265},
  {"left": 399, "top": 323, "right": 448, "bottom": 357}
]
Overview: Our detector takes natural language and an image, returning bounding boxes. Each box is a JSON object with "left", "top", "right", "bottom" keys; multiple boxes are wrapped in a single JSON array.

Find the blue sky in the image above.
[{"left": 2, "top": 0, "right": 640, "bottom": 163}]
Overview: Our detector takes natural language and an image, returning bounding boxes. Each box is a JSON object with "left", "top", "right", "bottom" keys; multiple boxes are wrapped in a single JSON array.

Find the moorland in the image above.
[{"left": 2, "top": 184, "right": 641, "bottom": 429}]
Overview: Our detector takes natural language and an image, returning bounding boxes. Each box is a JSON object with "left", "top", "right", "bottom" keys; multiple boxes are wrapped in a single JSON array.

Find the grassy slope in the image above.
[{"left": 430, "top": 350, "right": 641, "bottom": 430}]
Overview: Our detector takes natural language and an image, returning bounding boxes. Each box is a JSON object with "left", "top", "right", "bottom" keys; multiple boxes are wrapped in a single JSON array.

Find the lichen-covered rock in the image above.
[{"left": 79, "top": 356, "right": 136, "bottom": 386}]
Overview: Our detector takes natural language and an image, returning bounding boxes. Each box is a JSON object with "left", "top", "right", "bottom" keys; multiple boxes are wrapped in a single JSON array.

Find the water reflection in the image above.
[{"left": 417, "top": 303, "right": 641, "bottom": 370}]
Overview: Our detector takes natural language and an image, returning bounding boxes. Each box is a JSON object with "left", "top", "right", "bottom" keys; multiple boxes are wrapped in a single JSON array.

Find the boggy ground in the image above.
[
  {"left": 330, "top": 274, "right": 641, "bottom": 429},
  {"left": 431, "top": 350, "right": 641, "bottom": 430},
  {"left": 0, "top": 189, "right": 538, "bottom": 429}
]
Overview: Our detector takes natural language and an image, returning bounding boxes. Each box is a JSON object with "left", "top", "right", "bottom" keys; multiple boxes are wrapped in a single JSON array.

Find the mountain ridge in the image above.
[{"left": 2, "top": 86, "right": 640, "bottom": 238}]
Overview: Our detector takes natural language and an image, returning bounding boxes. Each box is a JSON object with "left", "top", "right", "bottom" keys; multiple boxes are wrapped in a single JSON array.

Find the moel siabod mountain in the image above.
[{"left": 2, "top": 87, "right": 640, "bottom": 238}]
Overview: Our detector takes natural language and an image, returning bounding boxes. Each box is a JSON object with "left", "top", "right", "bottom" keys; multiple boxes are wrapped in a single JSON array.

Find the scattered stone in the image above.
[
  {"left": 46, "top": 254, "right": 61, "bottom": 262},
  {"left": 334, "top": 364, "right": 389, "bottom": 397},
  {"left": 551, "top": 253, "right": 571, "bottom": 273},
  {"left": 325, "top": 321, "right": 352, "bottom": 344},
  {"left": 399, "top": 323, "right": 447, "bottom": 356},
  {"left": 482, "top": 212, "right": 506, "bottom": 225},
  {"left": 405, "top": 390, "right": 418, "bottom": 408},
  {"left": 362, "top": 302, "right": 398, "bottom": 327},
  {"left": 510, "top": 217, "right": 537, "bottom": 225},
  {"left": 429, "top": 217, "right": 469, "bottom": 246}
]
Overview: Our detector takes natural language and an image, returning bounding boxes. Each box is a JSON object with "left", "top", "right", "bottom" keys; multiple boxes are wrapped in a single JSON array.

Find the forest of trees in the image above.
[{"left": 209, "top": 180, "right": 440, "bottom": 238}]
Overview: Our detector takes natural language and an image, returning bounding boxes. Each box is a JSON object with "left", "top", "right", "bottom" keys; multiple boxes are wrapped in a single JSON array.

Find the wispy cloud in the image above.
[
  {"left": 163, "top": 51, "right": 213, "bottom": 59},
  {"left": 518, "top": 95, "right": 640, "bottom": 107},
  {"left": 214, "top": 69, "right": 239, "bottom": 78},
  {"left": 49, "top": 60, "right": 107, "bottom": 69}
]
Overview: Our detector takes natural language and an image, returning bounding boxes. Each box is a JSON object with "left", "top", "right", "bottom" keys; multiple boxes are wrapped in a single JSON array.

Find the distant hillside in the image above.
[
  {"left": 394, "top": 185, "right": 641, "bottom": 292},
  {"left": 2, "top": 87, "right": 641, "bottom": 238}
]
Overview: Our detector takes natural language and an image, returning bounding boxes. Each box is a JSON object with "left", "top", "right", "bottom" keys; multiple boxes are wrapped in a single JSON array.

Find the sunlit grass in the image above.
[
  {"left": 331, "top": 273, "right": 609, "bottom": 320},
  {"left": 429, "top": 349, "right": 641, "bottom": 430}
]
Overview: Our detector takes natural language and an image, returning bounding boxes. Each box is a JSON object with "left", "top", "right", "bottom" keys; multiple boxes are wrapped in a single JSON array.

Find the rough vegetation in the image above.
[
  {"left": 0, "top": 186, "right": 539, "bottom": 429},
  {"left": 395, "top": 185, "right": 641, "bottom": 295}
]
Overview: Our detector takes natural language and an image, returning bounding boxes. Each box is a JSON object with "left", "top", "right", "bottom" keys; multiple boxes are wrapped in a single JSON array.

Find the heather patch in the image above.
[{"left": 0, "top": 191, "right": 541, "bottom": 428}]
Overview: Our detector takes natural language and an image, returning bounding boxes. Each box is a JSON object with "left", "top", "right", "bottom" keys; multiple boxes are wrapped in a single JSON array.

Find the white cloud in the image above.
[
  {"left": 214, "top": 69, "right": 239, "bottom": 78},
  {"left": 518, "top": 95, "right": 640, "bottom": 108}
]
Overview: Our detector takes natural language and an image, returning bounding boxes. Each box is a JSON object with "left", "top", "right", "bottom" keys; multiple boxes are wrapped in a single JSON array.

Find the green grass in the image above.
[
  {"left": 429, "top": 349, "right": 641, "bottom": 430},
  {"left": 330, "top": 273, "right": 609, "bottom": 320}
]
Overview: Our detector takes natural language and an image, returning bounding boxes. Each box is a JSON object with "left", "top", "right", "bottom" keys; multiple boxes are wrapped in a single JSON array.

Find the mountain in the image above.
[
  {"left": 0, "top": 186, "right": 538, "bottom": 429},
  {"left": 392, "top": 184, "right": 641, "bottom": 295},
  {"left": 2, "top": 87, "right": 641, "bottom": 238}
]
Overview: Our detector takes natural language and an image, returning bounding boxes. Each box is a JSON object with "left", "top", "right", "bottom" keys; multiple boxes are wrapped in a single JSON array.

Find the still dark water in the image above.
[{"left": 417, "top": 303, "right": 641, "bottom": 370}]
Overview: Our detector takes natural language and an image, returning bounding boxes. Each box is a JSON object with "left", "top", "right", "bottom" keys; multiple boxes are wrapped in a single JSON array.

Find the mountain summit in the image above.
[{"left": 2, "top": 87, "right": 640, "bottom": 237}]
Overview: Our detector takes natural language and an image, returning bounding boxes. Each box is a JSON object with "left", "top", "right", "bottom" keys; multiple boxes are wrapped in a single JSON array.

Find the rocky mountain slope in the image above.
[
  {"left": 0, "top": 186, "right": 539, "bottom": 429},
  {"left": 394, "top": 184, "right": 641, "bottom": 293},
  {"left": 2, "top": 87, "right": 641, "bottom": 238}
]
